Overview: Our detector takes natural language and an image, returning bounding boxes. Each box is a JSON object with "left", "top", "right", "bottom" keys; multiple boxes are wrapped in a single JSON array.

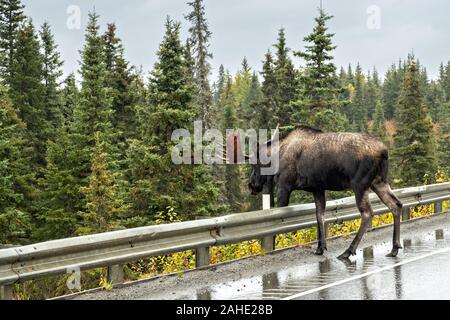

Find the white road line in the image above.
[{"left": 282, "top": 246, "right": 450, "bottom": 300}]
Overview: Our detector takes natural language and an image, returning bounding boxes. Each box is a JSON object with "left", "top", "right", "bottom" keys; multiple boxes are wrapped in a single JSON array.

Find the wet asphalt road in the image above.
[
  {"left": 171, "top": 220, "right": 450, "bottom": 300},
  {"left": 77, "top": 214, "right": 450, "bottom": 300}
]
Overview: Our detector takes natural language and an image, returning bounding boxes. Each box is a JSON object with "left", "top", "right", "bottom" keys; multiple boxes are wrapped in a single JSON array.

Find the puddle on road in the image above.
[{"left": 169, "top": 227, "right": 450, "bottom": 300}]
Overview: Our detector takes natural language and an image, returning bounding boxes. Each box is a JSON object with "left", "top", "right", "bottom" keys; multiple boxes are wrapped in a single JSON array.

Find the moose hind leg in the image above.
[
  {"left": 338, "top": 190, "right": 374, "bottom": 260},
  {"left": 314, "top": 191, "right": 327, "bottom": 255},
  {"left": 371, "top": 182, "right": 403, "bottom": 257}
]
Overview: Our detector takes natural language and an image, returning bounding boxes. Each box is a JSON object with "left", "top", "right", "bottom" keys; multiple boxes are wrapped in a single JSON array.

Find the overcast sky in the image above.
[{"left": 22, "top": 0, "right": 450, "bottom": 82}]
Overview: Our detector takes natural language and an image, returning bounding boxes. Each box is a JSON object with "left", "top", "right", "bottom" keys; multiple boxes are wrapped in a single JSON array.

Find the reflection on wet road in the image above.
[{"left": 173, "top": 227, "right": 450, "bottom": 300}]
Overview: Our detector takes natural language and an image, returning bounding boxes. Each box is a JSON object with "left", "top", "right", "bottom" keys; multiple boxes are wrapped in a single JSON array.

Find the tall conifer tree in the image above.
[
  {"left": 349, "top": 63, "right": 367, "bottom": 132},
  {"left": 258, "top": 51, "right": 277, "bottom": 129},
  {"left": 273, "top": 28, "right": 297, "bottom": 125},
  {"left": 39, "top": 12, "right": 117, "bottom": 239},
  {"left": 220, "top": 76, "right": 242, "bottom": 211},
  {"left": 103, "top": 23, "right": 137, "bottom": 143},
  {"left": 77, "top": 132, "right": 128, "bottom": 235},
  {"left": 438, "top": 102, "right": 450, "bottom": 176},
  {"left": 74, "top": 12, "right": 112, "bottom": 143},
  {"left": 0, "top": 85, "right": 33, "bottom": 243},
  {"left": 9, "top": 20, "right": 47, "bottom": 166},
  {"left": 128, "top": 17, "right": 220, "bottom": 220},
  {"left": 370, "top": 102, "right": 387, "bottom": 144},
  {"left": 60, "top": 73, "right": 79, "bottom": 125},
  {"left": 291, "top": 9, "right": 347, "bottom": 131},
  {"left": 40, "top": 22, "right": 64, "bottom": 131},
  {"left": 185, "top": 0, "right": 213, "bottom": 127},
  {"left": 392, "top": 61, "right": 436, "bottom": 186},
  {"left": 0, "top": 0, "right": 26, "bottom": 83}
]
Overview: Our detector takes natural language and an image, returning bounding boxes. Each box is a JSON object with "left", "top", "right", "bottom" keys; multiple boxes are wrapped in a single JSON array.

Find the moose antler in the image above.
[{"left": 271, "top": 124, "right": 280, "bottom": 142}]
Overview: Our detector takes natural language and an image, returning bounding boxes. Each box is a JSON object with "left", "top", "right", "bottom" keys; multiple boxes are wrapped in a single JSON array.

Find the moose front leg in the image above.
[
  {"left": 313, "top": 191, "right": 327, "bottom": 255},
  {"left": 277, "top": 186, "right": 292, "bottom": 207}
]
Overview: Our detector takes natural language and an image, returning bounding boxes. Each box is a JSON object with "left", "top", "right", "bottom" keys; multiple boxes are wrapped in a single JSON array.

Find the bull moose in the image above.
[{"left": 247, "top": 125, "right": 403, "bottom": 260}]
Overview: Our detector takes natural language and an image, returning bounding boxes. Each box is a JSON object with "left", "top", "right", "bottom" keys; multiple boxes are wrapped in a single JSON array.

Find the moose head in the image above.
[{"left": 219, "top": 125, "right": 280, "bottom": 196}]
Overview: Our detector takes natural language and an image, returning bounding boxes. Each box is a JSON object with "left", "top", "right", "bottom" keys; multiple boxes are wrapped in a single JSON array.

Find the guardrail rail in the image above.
[{"left": 1, "top": 182, "right": 450, "bottom": 300}]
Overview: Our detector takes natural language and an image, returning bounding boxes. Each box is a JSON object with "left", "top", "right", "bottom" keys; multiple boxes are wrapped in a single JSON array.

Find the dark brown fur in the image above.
[{"left": 249, "top": 126, "right": 403, "bottom": 259}]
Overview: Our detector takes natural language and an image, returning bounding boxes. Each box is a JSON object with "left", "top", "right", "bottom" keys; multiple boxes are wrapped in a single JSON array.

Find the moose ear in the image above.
[{"left": 224, "top": 131, "right": 244, "bottom": 163}]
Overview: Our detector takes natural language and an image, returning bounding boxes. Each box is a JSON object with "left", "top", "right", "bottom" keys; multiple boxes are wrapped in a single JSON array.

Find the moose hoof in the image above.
[
  {"left": 337, "top": 250, "right": 352, "bottom": 261},
  {"left": 315, "top": 247, "right": 324, "bottom": 256},
  {"left": 386, "top": 248, "right": 400, "bottom": 257}
]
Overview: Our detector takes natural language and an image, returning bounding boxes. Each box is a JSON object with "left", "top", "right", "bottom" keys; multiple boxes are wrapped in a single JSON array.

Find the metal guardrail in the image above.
[{"left": 1, "top": 182, "right": 450, "bottom": 300}]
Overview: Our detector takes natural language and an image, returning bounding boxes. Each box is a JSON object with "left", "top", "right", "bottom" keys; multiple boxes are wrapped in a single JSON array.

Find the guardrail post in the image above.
[
  {"left": 0, "top": 285, "right": 13, "bottom": 300},
  {"left": 260, "top": 194, "right": 276, "bottom": 253},
  {"left": 402, "top": 206, "right": 411, "bottom": 221},
  {"left": 107, "top": 264, "right": 124, "bottom": 286},
  {"left": 260, "top": 235, "right": 276, "bottom": 253},
  {"left": 195, "top": 247, "right": 210, "bottom": 268},
  {"left": 434, "top": 201, "right": 443, "bottom": 214}
]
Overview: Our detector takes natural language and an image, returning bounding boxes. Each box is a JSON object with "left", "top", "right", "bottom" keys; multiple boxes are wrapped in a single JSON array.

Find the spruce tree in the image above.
[
  {"left": 38, "top": 12, "right": 117, "bottom": 239},
  {"left": 103, "top": 23, "right": 137, "bottom": 143},
  {"left": 183, "top": 39, "right": 196, "bottom": 89},
  {"left": 243, "top": 71, "right": 263, "bottom": 127},
  {"left": 370, "top": 101, "right": 387, "bottom": 144},
  {"left": 365, "top": 67, "right": 381, "bottom": 119},
  {"left": 273, "top": 28, "right": 297, "bottom": 125},
  {"left": 258, "top": 51, "right": 277, "bottom": 129},
  {"left": 77, "top": 132, "right": 128, "bottom": 235},
  {"left": 426, "top": 80, "right": 446, "bottom": 122},
  {"left": 337, "top": 66, "right": 348, "bottom": 99},
  {"left": 0, "top": 85, "right": 33, "bottom": 243},
  {"left": 220, "top": 76, "right": 242, "bottom": 211},
  {"left": 213, "top": 64, "right": 225, "bottom": 107},
  {"left": 185, "top": 0, "right": 213, "bottom": 127},
  {"left": 9, "top": 20, "right": 47, "bottom": 166},
  {"left": 438, "top": 102, "right": 450, "bottom": 176},
  {"left": 291, "top": 9, "right": 347, "bottom": 131},
  {"left": 382, "top": 64, "right": 401, "bottom": 120},
  {"left": 74, "top": 12, "right": 112, "bottom": 143},
  {"left": 392, "top": 61, "right": 436, "bottom": 186},
  {"left": 40, "top": 22, "right": 64, "bottom": 131},
  {"left": 74, "top": 12, "right": 121, "bottom": 222},
  {"left": 232, "top": 58, "right": 252, "bottom": 127},
  {"left": 241, "top": 56, "right": 250, "bottom": 73},
  {"left": 440, "top": 61, "right": 450, "bottom": 102},
  {"left": 60, "top": 73, "right": 79, "bottom": 125},
  {"left": 37, "top": 126, "right": 83, "bottom": 239},
  {"left": 0, "top": 0, "right": 26, "bottom": 83},
  {"left": 337, "top": 66, "right": 353, "bottom": 107},
  {"left": 338, "top": 66, "right": 346, "bottom": 86},
  {"left": 128, "top": 17, "right": 220, "bottom": 220},
  {"left": 349, "top": 63, "right": 367, "bottom": 132},
  {"left": 346, "top": 64, "right": 354, "bottom": 85},
  {"left": 103, "top": 23, "right": 119, "bottom": 71},
  {"left": 146, "top": 18, "right": 193, "bottom": 147}
]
